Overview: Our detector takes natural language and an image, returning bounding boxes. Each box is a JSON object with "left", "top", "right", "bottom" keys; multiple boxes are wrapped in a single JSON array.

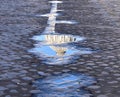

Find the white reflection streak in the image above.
[
  {"left": 42, "top": 1, "right": 77, "bottom": 33},
  {"left": 56, "top": 20, "right": 77, "bottom": 24},
  {"left": 44, "top": 1, "right": 63, "bottom": 33}
]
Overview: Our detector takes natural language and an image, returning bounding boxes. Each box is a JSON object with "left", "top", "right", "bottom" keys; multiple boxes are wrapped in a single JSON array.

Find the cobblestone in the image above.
[{"left": 0, "top": 0, "right": 120, "bottom": 97}]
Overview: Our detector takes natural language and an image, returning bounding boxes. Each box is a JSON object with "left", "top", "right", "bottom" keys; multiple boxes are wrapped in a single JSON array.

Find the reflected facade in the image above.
[
  {"left": 29, "top": 0, "right": 94, "bottom": 65},
  {"left": 29, "top": 34, "right": 92, "bottom": 65},
  {"left": 30, "top": 1, "right": 96, "bottom": 97}
]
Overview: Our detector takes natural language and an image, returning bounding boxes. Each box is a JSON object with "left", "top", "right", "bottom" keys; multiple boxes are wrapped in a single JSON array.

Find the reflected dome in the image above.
[
  {"left": 29, "top": 34, "right": 93, "bottom": 65},
  {"left": 32, "top": 34, "right": 85, "bottom": 57},
  {"left": 50, "top": 46, "right": 67, "bottom": 56}
]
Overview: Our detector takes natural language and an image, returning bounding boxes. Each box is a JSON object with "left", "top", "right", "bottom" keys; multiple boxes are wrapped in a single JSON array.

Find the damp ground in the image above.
[{"left": 0, "top": 0, "right": 120, "bottom": 97}]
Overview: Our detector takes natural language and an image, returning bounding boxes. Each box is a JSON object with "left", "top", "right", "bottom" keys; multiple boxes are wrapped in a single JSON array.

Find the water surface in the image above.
[
  {"left": 33, "top": 73, "right": 96, "bottom": 97},
  {"left": 29, "top": 34, "right": 93, "bottom": 65}
]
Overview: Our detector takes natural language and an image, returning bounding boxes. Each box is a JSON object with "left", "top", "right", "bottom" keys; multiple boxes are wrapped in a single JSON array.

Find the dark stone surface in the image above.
[{"left": 0, "top": 0, "right": 120, "bottom": 97}]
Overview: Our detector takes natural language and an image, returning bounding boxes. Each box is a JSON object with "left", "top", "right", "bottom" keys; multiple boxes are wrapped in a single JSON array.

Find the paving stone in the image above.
[
  {"left": 0, "top": 86, "right": 7, "bottom": 91},
  {"left": 30, "top": 90, "right": 41, "bottom": 93},
  {"left": 97, "top": 95, "right": 108, "bottom": 97},
  {"left": 10, "top": 89, "right": 18, "bottom": 93},
  {"left": 0, "top": 91, "right": 4, "bottom": 96},
  {"left": 5, "top": 95, "right": 11, "bottom": 97},
  {"left": 6, "top": 84, "right": 18, "bottom": 88},
  {"left": 22, "top": 77, "right": 33, "bottom": 81},
  {"left": 0, "top": 0, "right": 120, "bottom": 96},
  {"left": 88, "top": 85, "right": 100, "bottom": 89},
  {"left": 38, "top": 71, "right": 46, "bottom": 76}
]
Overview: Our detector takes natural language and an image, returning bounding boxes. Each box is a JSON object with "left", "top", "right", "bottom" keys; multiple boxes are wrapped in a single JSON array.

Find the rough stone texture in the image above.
[{"left": 0, "top": 0, "right": 120, "bottom": 97}]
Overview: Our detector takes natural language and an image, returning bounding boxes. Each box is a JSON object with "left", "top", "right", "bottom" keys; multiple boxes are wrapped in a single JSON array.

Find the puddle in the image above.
[
  {"left": 29, "top": 34, "right": 93, "bottom": 65},
  {"left": 29, "top": 0, "right": 95, "bottom": 65},
  {"left": 32, "top": 73, "right": 96, "bottom": 97},
  {"left": 29, "top": 45, "right": 92, "bottom": 65},
  {"left": 30, "top": 1, "right": 97, "bottom": 97}
]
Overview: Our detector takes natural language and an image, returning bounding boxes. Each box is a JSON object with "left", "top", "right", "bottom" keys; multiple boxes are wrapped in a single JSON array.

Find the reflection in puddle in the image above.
[
  {"left": 30, "top": 1, "right": 97, "bottom": 97},
  {"left": 40, "top": 13, "right": 60, "bottom": 17},
  {"left": 56, "top": 20, "right": 78, "bottom": 24},
  {"left": 33, "top": 73, "right": 96, "bottom": 97},
  {"left": 41, "top": 1, "right": 60, "bottom": 34},
  {"left": 32, "top": 34, "right": 85, "bottom": 44},
  {"left": 29, "top": 0, "right": 95, "bottom": 65},
  {"left": 29, "top": 34, "right": 93, "bottom": 65},
  {"left": 29, "top": 46, "right": 92, "bottom": 65},
  {"left": 37, "top": 0, "right": 77, "bottom": 33},
  {"left": 49, "top": 1, "right": 63, "bottom": 4}
]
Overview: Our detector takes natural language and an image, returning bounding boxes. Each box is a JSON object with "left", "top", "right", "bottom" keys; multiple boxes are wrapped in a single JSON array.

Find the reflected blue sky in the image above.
[
  {"left": 29, "top": 0, "right": 95, "bottom": 65},
  {"left": 29, "top": 34, "right": 93, "bottom": 65},
  {"left": 33, "top": 73, "right": 96, "bottom": 97},
  {"left": 31, "top": 46, "right": 56, "bottom": 56},
  {"left": 29, "top": 45, "right": 92, "bottom": 57},
  {"left": 30, "top": 0, "right": 97, "bottom": 97}
]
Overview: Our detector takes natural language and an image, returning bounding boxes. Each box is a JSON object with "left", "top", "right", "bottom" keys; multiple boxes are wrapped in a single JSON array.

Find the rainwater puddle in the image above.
[
  {"left": 29, "top": 34, "right": 93, "bottom": 65},
  {"left": 29, "top": 0, "right": 96, "bottom": 65},
  {"left": 30, "top": 1, "right": 97, "bottom": 97},
  {"left": 32, "top": 73, "right": 96, "bottom": 97}
]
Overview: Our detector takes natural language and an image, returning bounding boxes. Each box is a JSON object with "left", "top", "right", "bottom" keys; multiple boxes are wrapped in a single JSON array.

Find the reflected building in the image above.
[
  {"left": 30, "top": 1, "right": 96, "bottom": 97},
  {"left": 50, "top": 46, "right": 67, "bottom": 56},
  {"left": 44, "top": 14, "right": 56, "bottom": 33},
  {"left": 42, "top": 1, "right": 60, "bottom": 33},
  {"left": 32, "top": 34, "right": 85, "bottom": 57},
  {"left": 30, "top": 34, "right": 91, "bottom": 65},
  {"left": 29, "top": 0, "right": 93, "bottom": 65},
  {"left": 44, "top": 34, "right": 81, "bottom": 56},
  {"left": 45, "top": 34, "right": 77, "bottom": 44}
]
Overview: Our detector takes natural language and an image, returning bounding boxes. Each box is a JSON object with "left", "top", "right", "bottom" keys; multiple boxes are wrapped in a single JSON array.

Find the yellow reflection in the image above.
[
  {"left": 45, "top": 34, "right": 77, "bottom": 56},
  {"left": 45, "top": 35, "right": 76, "bottom": 44},
  {"left": 50, "top": 46, "right": 67, "bottom": 56},
  {"left": 44, "top": 3, "right": 58, "bottom": 33}
]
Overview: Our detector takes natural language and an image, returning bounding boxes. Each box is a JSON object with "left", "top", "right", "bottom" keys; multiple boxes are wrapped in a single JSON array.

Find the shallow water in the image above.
[
  {"left": 28, "top": 0, "right": 96, "bottom": 65},
  {"left": 29, "top": 1, "right": 96, "bottom": 97},
  {"left": 0, "top": 0, "right": 120, "bottom": 97},
  {"left": 29, "top": 34, "right": 93, "bottom": 65},
  {"left": 33, "top": 73, "right": 96, "bottom": 97}
]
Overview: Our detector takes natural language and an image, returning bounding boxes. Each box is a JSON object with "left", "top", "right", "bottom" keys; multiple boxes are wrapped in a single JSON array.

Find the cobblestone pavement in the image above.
[{"left": 0, "top": 0, "right": 120, "bottom": 97}]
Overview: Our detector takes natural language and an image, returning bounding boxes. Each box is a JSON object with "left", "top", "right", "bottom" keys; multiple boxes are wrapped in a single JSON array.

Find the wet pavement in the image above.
[
  {"left": 0, "top": 0, "right": 120, "bottom": 97},
  {"left": 33, "top": 73, "right": 96, "bottom": 97}
]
